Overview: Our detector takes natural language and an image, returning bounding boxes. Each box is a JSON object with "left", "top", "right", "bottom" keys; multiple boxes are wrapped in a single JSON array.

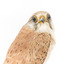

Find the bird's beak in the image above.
[{"left": 38, "top": 20, "right": 46, "bottom": 23}]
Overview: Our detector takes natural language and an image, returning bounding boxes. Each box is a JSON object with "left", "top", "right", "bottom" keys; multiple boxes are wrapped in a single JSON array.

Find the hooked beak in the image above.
[{"left": 38, "top": 20, "right": 47, "bottom": 23}]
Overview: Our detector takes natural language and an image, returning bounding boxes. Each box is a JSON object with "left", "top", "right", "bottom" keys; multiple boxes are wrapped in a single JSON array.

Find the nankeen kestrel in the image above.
[{"left": 4, "top": 11, "right": 55, "bottom": 64}]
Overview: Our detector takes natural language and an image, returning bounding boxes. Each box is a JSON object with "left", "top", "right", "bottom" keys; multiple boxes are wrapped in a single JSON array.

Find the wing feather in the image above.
[{"left": 4, "top": 26, "right": 53, "bottom": 64}]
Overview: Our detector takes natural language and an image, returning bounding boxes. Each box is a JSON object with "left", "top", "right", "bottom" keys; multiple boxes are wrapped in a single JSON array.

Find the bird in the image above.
[{"left": 4, "top": 11, "right": 55, "bottom": 64}]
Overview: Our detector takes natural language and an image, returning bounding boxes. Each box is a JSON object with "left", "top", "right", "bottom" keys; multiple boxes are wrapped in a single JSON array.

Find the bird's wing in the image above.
[{"left": 4, "top": 26, "right": 54, "bottom": 64}]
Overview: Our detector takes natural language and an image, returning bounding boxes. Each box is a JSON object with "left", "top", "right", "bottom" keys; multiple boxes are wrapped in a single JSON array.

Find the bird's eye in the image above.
[
  {"left": 47, "top": 14, "right": 51, "bottom": 20},
  {"left": 32, "top": 16, "right": 37, "bottom": 22}
]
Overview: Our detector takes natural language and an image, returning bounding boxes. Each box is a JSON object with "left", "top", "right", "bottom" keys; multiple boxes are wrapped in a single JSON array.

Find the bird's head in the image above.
[{"left": 27, "top": 11, "right": 54, "bottom": 34}]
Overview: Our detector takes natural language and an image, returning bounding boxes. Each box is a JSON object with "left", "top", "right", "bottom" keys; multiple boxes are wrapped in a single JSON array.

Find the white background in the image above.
[{"left": 0, "top": 0, "right": 64, "bottom": 64}]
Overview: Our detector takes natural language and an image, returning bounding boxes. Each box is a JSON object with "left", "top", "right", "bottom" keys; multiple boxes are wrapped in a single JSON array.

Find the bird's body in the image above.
[{"left": 4, "top": 11, "right": 55, "bottom": 64}]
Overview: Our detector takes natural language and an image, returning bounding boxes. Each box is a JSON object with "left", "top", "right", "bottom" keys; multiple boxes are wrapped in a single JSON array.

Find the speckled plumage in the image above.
[{"left": 4, "top": 11, "right": 55, "bottom": 64}]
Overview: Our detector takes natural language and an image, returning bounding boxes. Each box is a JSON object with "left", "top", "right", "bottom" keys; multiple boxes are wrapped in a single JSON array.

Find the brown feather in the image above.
[{"left": 4, "top": 25, "right": 52, "bottom": 64}]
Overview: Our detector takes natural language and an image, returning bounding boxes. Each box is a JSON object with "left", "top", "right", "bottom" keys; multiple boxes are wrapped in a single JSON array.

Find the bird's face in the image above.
[
  {"left": 32, "top": 11, "right": 51, "bottom": 23},
  {"left": 28, "top": 11, "right": 53, "bottom": 31}
]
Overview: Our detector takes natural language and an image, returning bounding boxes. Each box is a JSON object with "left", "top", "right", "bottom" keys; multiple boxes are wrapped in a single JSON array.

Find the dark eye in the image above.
[
  {"left": 32, "top": 16, "right": 37, "bottom": 22},
  {"left": 32, "top": 17, "right": 36, "bottom": 21},
  {"left": 47, "top": 14, "right": 51, "bottom": 20}
]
